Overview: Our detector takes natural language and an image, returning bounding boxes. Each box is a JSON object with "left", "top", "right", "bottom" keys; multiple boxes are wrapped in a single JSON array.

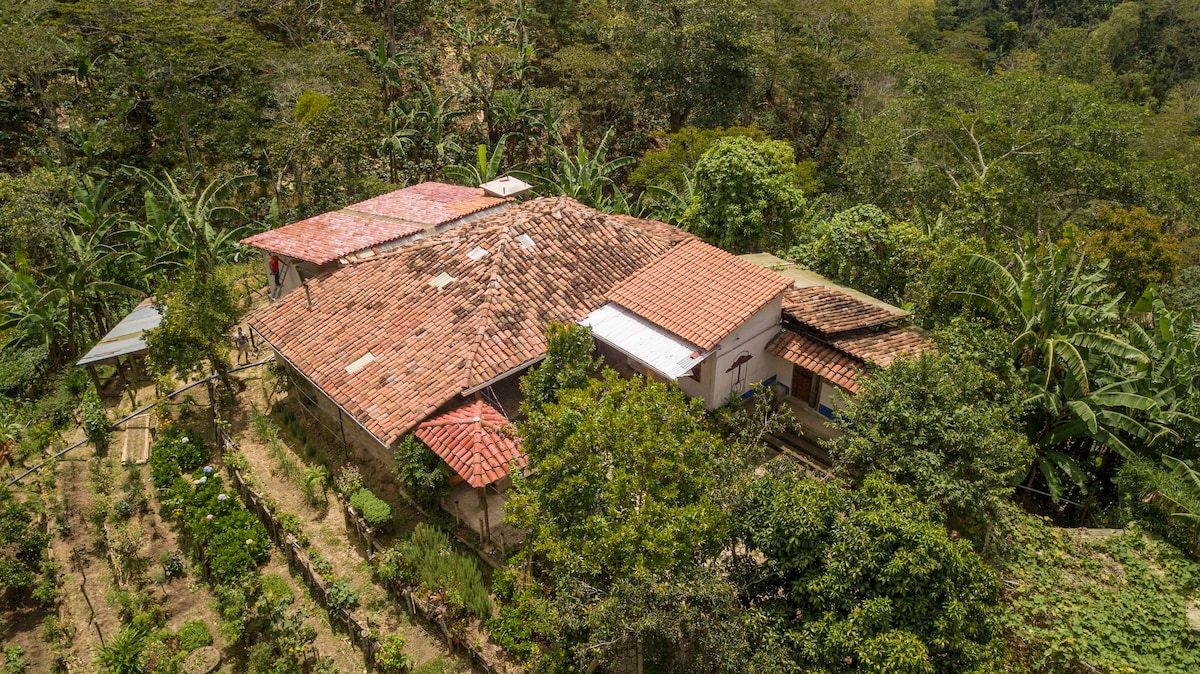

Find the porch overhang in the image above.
[{"left": 581, "top": 303, "right": 711, "bottom": 380}]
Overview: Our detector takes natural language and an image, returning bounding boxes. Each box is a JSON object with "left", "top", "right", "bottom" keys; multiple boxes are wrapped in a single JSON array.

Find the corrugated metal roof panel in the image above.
[
  {"left": 77, "top": 298, "right": 164, "bottom": 365},
  {"left": 582, "top": 303, "right": 709, "bottom": 380}
]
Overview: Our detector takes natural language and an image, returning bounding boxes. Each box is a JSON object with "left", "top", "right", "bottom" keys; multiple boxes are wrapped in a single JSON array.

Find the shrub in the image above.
[
  {"left": 149, "top": 428, "right": 210, "bottom": 489},
  {"left": 176, "top": 620, "right": 212, "bottom": 652},
  {"left": 260, "top": 574, "right": 294, "bottom": 605},
  {"left": 326, "top": 579, "right": 359, "bottom": 612},
  {"left": 159, "top": 550, "right": 185, "bottom": 580},
  {"left": 96, "top": 624, "right": 149, "bottom": 674},
  {"left": 335, "top": 464, "right": 363, "bottom": 498},
  {"left": 1117, "top": 456, "right": 1200, "bottom": 557},
  {"left": 350, "top": 488, "right": 392, "bottom": 528},
  {"left": 82, "top": 388, "right": 111, "bottom": 451},
  {"left": 160, "top": 472, "right": 268, "bottom": 584},
  {"left": 379, "top": 524, "right": 492, "bottom": 619},
  {"left": 0, "top": 343, "right": 47, "bottom": 398},
  {"left": 1, "top": 645, "right": 30, "bottom": 674},
  {"left": 375, "top": 633, "right": 413, "bottom": 674},
  {"left": 393, "top": 435, "right": 451, "bottom": 507}
]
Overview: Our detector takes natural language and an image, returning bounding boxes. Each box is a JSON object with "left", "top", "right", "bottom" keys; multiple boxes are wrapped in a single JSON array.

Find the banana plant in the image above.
[
  {"left": 956, "top": 234, "right": 1160, "bottom": 501},
  {"left": 444, "top": 134, "right": 513, "bottom": 187},
  {"left": 125, "top": 170, "right": 255, "bottom": 281},
  {"left": 513, "top": 129, "right": 634, "bottom": 211}
]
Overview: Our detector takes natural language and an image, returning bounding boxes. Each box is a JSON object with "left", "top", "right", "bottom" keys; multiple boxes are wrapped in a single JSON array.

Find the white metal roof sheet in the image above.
[
  {"left": 581, "top": 303, "right": 709, "bottom": 380},
  {"left": 77, "top": 298, "right": 164, "bottom": 365}
]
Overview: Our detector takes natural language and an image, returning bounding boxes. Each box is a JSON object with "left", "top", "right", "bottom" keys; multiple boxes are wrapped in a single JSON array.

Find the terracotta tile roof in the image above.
[
  {"left": 605, "top": 239, "right": 792, "bottom": 350},
  {"left": 240, "top": 211, "right": 425, "bottom": 265},
  {"left": 830, "top": 327, "right": 932, "bottom": 366},
  {"left": 767, "top": 329, "right": 863, "bottom": 393},
  {"left": 415, "top": 400, "right": 526, "bottom": 488},
  {"left": 782, "top": 286, "right": 903, "bottom": 334},
  {"left": 239, "top": 182, "right": 509, "bottom": 265},
  {"left": 249, "top": 197, "right": 690, "bottom": 446},
  {"left": 347, "top": 182, "right": 508, "bottom": 224}
]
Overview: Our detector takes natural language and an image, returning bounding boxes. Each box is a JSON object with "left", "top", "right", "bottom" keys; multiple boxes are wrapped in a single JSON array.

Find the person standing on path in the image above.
[
  {"left": 269, "top": 254, "right": 282, "bottom": 289},
  {"left": 234, "top": 327, "right": 251, "bottom": 365}
]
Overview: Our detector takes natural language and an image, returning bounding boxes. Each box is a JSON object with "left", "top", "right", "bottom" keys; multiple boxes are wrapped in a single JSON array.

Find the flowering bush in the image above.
[
  {"left": 334, "top": 464, "right": 364, "bottom": 498},
  {"left": 160, "top": 471, "right": 268, "bottom": 584},
  {"left": 149, "top": 427, "right": 210, "bottom": 489}
]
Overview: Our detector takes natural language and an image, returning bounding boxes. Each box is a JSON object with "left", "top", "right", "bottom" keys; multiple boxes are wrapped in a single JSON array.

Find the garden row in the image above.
[
  {"left": 147, "top": 403, "right": 352, "bottom": 673},
  {"left": 245, "top": 397, "right": 518, "bottom": 672}
]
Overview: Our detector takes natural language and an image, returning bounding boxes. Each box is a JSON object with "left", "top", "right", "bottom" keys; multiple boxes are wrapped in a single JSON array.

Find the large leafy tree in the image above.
[
  {"left": 829, "top": 352, "right": 1033, "bottom": 529},
  {"left": 738, "top": 471, "right": 1007, "bottom": 673},
  {"left": 783, "top": 204, "right": 930, "bottom": 304},
  {"left": 509, "top": 369, "right": 742, "bottom": 581},
  {"left": 843, "top": 56, "right": 1155, "bottom": 240},
  {"left": 517, "top": 321, "right": 599, "bottom": 413},
  {"left": 683, "top": 136, "right": 809, "bottom": 252},
  {"left": 145, "top": 270, "right": 241, "bottom": 395},
  {"left": 130, "top": 171, "right": 254, "bottom": 282},
  {"left": 1084, "top": 206, "right": 1181, "bottom": 302},
  {"left": 507, "top": 368, "right": 753, "bottom": 671}
]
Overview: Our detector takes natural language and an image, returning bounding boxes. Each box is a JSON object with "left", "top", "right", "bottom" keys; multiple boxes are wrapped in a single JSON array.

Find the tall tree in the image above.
[
  {"left": 683, "top": 136, "right": 809, "bottom": 252},
  {"left": 738, "top": 471, "right": 1007, "bottom": 673}
]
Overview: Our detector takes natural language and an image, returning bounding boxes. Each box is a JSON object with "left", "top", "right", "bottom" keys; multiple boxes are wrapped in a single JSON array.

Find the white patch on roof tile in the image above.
[
  {"left": 516, "top": 233, "right": 535, "bottom": 249},
  {"left": 429, "top": 271, "right": 456, "bottom": 289},
  {"left": 345, "top": 352, "right": 377, "bottom": 374},
  {"left": 466, "top": 246, "right": 489, "bottom": 261}
]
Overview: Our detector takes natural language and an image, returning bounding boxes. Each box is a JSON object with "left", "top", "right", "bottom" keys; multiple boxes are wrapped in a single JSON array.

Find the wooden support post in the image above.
[
  {"left": 86, "top": 363, "right": 103, "bottom": 396},
  {"left": 478, "top": 486, "right": 490, "bottom": 542}
]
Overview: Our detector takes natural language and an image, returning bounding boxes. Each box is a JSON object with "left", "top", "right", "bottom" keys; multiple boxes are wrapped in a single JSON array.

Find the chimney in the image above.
[{"left": 480, "top": 175, "right": 533, "bottom": 199}]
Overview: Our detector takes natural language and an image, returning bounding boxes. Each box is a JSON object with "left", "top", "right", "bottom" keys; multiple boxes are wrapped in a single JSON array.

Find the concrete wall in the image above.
[{"left": 693, "top": 296, "right": 784, "bottom": 409}]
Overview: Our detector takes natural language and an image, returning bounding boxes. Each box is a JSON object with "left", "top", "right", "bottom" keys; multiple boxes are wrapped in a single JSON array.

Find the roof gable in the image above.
[
  {"left": 605, "top": 239, "right": 792, "bottom": 350},
  {"left": 415, "top": 400, "right": 526, "bottom": 488}
]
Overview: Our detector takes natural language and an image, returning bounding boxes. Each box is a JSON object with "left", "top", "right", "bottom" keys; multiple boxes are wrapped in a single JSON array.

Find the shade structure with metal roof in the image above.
[
  {"left": 414, "top": 400, "right": 527, "bottom": 488},
  {"left": 77, "top": 298, "right": 164, "bottom": 366}
]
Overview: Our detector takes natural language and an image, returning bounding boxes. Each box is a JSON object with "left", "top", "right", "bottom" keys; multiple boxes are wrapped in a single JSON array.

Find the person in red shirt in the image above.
[{"left": 269, "top": 255, "right": 281, "bottom": 287}]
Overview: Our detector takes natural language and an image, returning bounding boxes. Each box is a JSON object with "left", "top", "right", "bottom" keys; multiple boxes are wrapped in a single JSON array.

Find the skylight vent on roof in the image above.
[
  {"left": 429, "top": 271, "right": 456, "bottom": 290},
  {"left": 345, "top": 352, "right": 376, "bottom": 374},
  {"left": 516, "top": 234, "right": 535, "bottom": 249},
  {"left": 466, "top": 246, "right": 489, "bottom": 261}
]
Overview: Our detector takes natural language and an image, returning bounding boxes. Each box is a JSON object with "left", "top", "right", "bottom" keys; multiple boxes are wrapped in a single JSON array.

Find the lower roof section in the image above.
[
  {"left": 767, "top": 329, "right": 862, "bottom": 394},
  {"left": 582, "top": 303, "right": 709, "bottom": 380}
]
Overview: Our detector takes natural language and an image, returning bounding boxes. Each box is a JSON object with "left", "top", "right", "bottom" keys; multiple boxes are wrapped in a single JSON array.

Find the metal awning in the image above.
[
  {"left": 77, "top": 298, "right": 163, "bottom": 365},
  {"left": 581, "top": 303, "right": 710, "bottom": 380}
]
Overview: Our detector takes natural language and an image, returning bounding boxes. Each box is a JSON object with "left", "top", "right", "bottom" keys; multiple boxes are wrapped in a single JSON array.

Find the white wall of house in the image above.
[
  {"left": 689, "top": 296, "right": 784, "bottom": 409},
  {"left": 261, "top": 251, "right": 324, "bottom": 298},
  {"left": 766, "top": 352, "right": 850, "bottom": 418}
]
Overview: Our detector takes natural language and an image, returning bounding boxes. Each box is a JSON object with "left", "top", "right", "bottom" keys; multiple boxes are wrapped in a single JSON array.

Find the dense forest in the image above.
[{"left": 2, "top": 0, "right": 1200, "bottom": 672}]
